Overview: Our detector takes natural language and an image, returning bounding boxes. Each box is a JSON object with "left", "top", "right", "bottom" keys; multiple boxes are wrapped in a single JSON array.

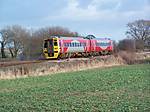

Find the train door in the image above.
[
  {"left": 53, "top": 38, "right": 59, "bottom": 58},
  {"left": 48, "top": 39, "right": 54, "bottom": 57}
]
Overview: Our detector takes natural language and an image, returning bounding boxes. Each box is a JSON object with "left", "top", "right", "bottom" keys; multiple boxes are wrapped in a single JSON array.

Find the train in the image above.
[{"left": 43, "top": 36, "right": 113, "bottom": 59}]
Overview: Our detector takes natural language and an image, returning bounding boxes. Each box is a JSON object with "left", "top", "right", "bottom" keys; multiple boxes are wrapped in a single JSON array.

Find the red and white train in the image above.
[{"left": 43, "top": 36, "right": 113, "bottom": 59}]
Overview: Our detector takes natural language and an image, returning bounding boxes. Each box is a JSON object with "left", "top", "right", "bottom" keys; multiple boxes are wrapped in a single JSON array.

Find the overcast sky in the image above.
[{"left": 0, "top": 0, "right": 150, "bottom": 40}]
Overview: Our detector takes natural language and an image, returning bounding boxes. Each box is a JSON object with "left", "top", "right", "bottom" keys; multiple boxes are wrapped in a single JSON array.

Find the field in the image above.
[{"left": 0, "top": 64, "right": 150, "bottom": 111}]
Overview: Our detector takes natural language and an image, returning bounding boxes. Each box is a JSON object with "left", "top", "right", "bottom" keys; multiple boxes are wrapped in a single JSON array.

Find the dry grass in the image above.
[
  {"left": 118, "top": 51, "right": 136, "bottom": 64},
  {"left": 118, "top": 51, "right": 150, "bottom": 64},
  {"left": 0, "top": 56, "right": 124, "bottom": 79}
]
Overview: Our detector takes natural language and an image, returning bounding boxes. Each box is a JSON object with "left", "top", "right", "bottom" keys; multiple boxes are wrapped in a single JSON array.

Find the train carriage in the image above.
[
  {"left": 94, "top": 38, "right": 113, "bottom": 55},
  {"left": 59, "top": 37, "right": 90, "bottom": 57}
]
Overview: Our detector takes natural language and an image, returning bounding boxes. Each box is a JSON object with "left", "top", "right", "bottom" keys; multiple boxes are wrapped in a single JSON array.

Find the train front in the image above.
[{"left": 43, "top": 37, "right": 60, "bottom": 59}]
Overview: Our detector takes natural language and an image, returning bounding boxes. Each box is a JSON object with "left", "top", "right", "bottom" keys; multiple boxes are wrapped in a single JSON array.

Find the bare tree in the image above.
[
  {"left": 34, "top": 26, "right": 79, "bottom": 39},
  {"left": 0, "top": 28, "right": 13, "bottom": 58},
  {"left": 1, "top": 25, "right": 30, "bottom": 58},
  {"left": 126, "top": 20, "right": 150, "bottom": 50},
  {"left": 10, "top": 25, "right": 30, "bottom": 58},
  {"left": 118, "top": 39, "right": 136, "bottom": 51}
]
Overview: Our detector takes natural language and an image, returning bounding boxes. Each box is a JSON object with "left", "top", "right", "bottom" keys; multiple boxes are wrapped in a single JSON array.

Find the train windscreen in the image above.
[{"left": 44, "top": 39, "right": 54, "bottom": 57}]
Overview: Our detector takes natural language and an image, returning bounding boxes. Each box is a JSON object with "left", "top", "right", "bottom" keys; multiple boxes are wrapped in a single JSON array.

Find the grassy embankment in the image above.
[{"left": 0, "top": 64, "right": 149, "bottom": 111}]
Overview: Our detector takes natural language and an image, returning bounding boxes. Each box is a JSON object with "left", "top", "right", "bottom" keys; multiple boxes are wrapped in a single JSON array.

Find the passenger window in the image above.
[
  {"left": 70, "top": 43, "right": 72, "bottom": 47},
  {"left": 64, "top": 43, "right": 66, "bottom": 47}
]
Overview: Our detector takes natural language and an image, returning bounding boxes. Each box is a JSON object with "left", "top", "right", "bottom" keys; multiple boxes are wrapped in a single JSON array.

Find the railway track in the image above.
[
  {"left": 0, "top": 60, "right": 43, "bottom": 68},
  {"left": 0, "top": 55, "right": 111, "bottom": 68}
]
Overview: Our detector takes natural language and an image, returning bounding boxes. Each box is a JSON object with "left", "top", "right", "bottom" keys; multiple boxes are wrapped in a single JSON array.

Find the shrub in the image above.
[{"left": 118, "top": 51, "right": 136, "bottom": 64}]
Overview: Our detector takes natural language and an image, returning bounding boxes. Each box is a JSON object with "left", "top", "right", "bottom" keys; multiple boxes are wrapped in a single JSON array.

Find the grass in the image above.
[{"left": 0, "top": 64, "right": 150, "bottom": 111}]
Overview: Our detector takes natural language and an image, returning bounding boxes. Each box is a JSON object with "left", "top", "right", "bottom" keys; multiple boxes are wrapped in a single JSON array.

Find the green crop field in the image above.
[{"left": 0, "top": 64, "right": 150, "bottom": 111}]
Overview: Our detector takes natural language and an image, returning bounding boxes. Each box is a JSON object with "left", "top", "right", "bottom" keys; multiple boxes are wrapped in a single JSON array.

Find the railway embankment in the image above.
[{"left": 0, "top": 52, "right": 150, "bottom": 79}]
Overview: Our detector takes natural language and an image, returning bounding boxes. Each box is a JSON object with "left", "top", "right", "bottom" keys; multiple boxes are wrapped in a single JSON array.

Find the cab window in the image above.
[
  {"left": 44, "top": 41, "right": 48, "bottom": 48},
  {"left": 54, "top": 41, "right": 58, "bottom": 46}
]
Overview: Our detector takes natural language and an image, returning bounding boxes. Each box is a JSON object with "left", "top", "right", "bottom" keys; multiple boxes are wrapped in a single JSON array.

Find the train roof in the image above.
[
  {"left": 94, "top": 38, "right": 111, "bottom": 40},
  {"left": 45, "top": 36, "right": 112, "bottom": 40},
  {"left": 59, "top": 37, "right": 86, "bottom": 40},
  {"left": 45, "top": 36, "right": 86, "bottom": 40}
]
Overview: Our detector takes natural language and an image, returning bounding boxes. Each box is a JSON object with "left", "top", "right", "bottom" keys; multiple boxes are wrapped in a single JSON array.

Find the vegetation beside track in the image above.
[{"left": 0, "top": 55, "right": 124, "bottom": 79}]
